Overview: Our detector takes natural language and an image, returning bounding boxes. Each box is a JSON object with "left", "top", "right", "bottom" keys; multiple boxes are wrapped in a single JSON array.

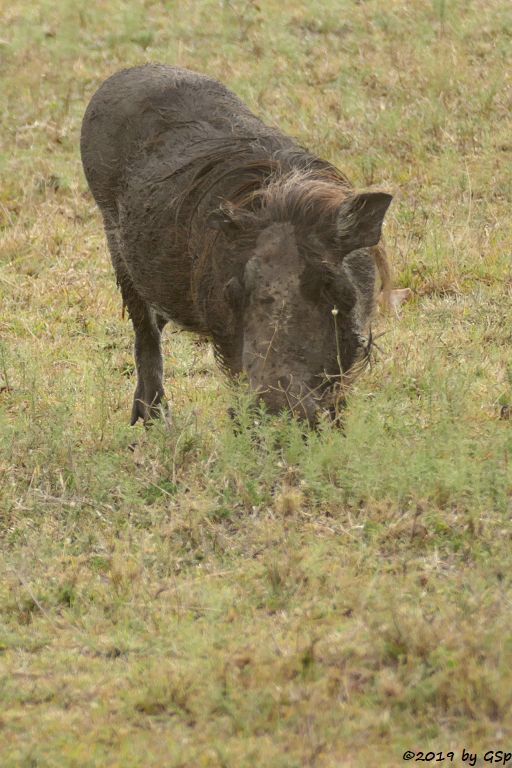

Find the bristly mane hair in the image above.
[{"left": 161, "top": 136, "right": 391, "bottom": 301}]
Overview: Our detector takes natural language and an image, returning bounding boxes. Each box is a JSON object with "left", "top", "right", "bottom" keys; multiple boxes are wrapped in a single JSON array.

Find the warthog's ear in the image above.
[
  {"left": 207, "top": 206, "right": 241, "bottom": 236},
  {"left": 336, "top": 192, "right": 393, "bottom": 252}
]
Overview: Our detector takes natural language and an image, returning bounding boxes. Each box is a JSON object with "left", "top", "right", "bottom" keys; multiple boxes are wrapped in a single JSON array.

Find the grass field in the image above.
[{"left": 1, "top": 0, "right": 512, "bottom": 765}]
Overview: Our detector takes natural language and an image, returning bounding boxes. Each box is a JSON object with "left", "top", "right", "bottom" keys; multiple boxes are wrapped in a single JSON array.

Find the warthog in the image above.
[{"left": 81, "top": 64, "right": 392, "bottom": 426}]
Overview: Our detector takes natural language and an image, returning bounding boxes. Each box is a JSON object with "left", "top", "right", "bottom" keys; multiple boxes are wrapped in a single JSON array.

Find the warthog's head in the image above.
[{"left": 209, "top": 174, "right": 392, "bottom": 425}]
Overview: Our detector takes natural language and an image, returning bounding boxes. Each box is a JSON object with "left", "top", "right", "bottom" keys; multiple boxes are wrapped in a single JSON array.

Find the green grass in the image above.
[{"left": 1, "top": 0, "right": 512, "bottom": 765}]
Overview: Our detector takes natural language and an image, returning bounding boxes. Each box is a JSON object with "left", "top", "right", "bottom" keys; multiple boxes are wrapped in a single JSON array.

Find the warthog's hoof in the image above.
[{"left": 130, "top": 384, "right": 167, "bottom": 426}]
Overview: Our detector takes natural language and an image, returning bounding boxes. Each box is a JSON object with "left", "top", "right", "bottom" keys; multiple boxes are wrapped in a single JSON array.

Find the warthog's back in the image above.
[
  {"left": 80, "top": 64, "right": 278, "bottom": 218},
  {"left": 80, "top": 64, "right": 299, "bottom": 328}
]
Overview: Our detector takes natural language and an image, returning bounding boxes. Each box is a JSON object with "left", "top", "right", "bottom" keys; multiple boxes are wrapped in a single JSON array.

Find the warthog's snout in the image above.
[{"left": 252, "top": 374, "right": 338, "bottom": 427}]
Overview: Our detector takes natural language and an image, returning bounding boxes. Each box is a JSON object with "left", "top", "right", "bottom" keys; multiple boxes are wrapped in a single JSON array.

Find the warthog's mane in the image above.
[
  {"left": 162, "top": 136, "right": 390, "bottom": 296},
  {"left": 163, "top": 136, "right": 351, "bottom": 236}
]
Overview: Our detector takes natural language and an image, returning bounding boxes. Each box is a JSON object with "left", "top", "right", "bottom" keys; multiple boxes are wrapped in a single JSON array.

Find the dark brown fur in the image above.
[{"left": 81, "top": 65, "right": 393, "bottom": 425}]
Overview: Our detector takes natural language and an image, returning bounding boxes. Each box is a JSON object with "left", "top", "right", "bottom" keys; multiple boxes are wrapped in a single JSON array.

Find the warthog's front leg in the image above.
[
  {"left": 104, "top": 222, "right": 168, "bottom": 425},
  {"left": 131, "top": 310, "right": 167, "bottom": 425}
]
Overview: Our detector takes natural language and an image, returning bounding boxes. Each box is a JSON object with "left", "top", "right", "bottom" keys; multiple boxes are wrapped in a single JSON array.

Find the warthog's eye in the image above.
[
  {"left": 300, "top": 264, "right": 333, "bottom": 302},
  {"left": 301, "top": 264, "right": 356, "bottom": 313}
]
